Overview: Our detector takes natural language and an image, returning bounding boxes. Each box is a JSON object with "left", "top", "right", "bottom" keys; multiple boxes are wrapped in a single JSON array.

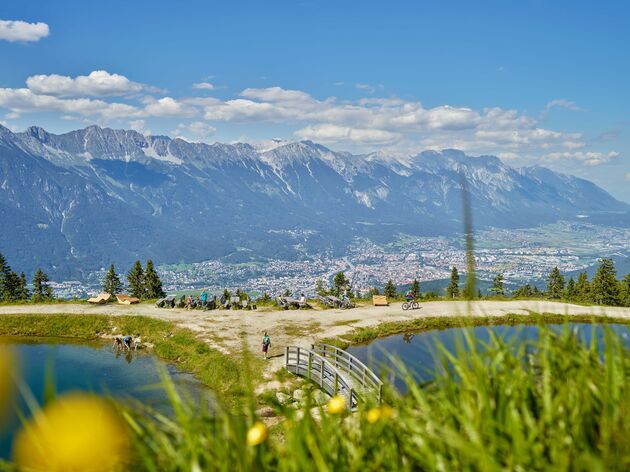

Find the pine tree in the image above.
[
  {"left": 0, "top": 252, "right": 18, "bottom": 301},
  {"left": 127, "top": 260, "right": 145, "bottom": 299},
  {"left": 333, "top": 272, "right": 349, "bottom": 297},
  {"left": 490, "top": 273, "right": 505, "bottom": 297},
  {"left": 103, "top": 264, "right": 123, "bottom": 295},
  {"left": 477, "top": 288, "right": 483, "bottom": 299},
  {"left": 514, "top": 283, "right": 533, "bottom": 298},
  {"left": 620, "top": 273, "right": 630, "bottom": 307},
  {"left": 575, "top": 272, "right": 590, "bottom": 302},
  {"left": 32, "top": 268, "right": 53, "bottom": 301},
  {"left": 411, "top": 279, "right": 420, "bottom": 298},
  {"left": 143, "top": 260, "right": 165, "bottom": 298},
  {"left": 383, "top": 280, "right": 397, "bottom": 299},
  {"left": 18, "top": 273, "right": 30, "bottom": 300},
  {"left": 315, "top": 279, "right": 327, "bottom": 296},
  {"left": 590, "top": 258, "right": 620, "bottom": 306},
  {"left": 564, "top": 276, "right": 576, "bottom": 300},
  {"left": 546, "top": 267, "right": 565, "bottom": 299},
  {"left": 446, "top": 266, "right": 460, "bottom": 298}
]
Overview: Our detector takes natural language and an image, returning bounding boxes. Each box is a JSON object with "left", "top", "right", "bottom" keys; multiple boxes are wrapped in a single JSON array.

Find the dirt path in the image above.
[{"left": 2, "top": 300, "right": 630, "bottom": 374}]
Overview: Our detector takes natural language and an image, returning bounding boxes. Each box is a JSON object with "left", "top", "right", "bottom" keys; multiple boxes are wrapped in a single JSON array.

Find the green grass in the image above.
[
  {"left": 46, "top": 322, "right": 630, "bottom": 470},
  {"left": 0, "top": 314, "right": 259, "bottom": 409}
]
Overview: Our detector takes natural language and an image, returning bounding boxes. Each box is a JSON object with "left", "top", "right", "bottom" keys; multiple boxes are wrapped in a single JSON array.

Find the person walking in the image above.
[{"left": 262, "top": 332, "right": 271, "bottom": 360}]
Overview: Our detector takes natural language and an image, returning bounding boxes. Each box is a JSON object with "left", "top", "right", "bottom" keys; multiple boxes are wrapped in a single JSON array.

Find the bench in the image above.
[{"left": 372, "top": 295, "right": 388, "bottom": 306}]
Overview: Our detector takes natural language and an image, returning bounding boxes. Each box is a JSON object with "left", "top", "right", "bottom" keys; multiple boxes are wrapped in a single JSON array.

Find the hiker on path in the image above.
[{"left": 262, "top": 332, "right": 271, "bottom": 360}]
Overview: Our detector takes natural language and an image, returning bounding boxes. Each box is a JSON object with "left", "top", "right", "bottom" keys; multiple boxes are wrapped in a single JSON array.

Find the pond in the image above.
[
  {"left": 0, "top": 338, "right": 206, "bottom": 459},
  {"left": 347, "top": 322, "right": 630, "bottom": 390}
]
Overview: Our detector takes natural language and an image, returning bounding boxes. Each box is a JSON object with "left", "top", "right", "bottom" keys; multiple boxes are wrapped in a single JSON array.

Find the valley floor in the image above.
[{"left": 2, "top": 300, "right": 630, "bottom": 375}]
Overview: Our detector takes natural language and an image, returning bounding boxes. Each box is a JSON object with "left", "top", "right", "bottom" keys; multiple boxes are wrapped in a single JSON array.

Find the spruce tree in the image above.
[
  {"left": 446, "top": 266, "right": 460, "bottom": 298},
  {"left": 546, "top": 267, "right": 565, "bottom": 299},
  {"left": 103, "top": 264, "right": 123, "bottom": 294},
  {"left": 477, "top": 288, "right": 483, "bottom": 299},
  {"left": 590, "top": 258, "right": 620, "bottom": 306},
  {"left": 143, "top": 260, "right": 165, "bottom": 298},
  {"left": 575, "top": 272, "right": 590, "bottom": 302},
  {"left": 18, "top": 273, "right": 30, "bottom": 300},
  {"left": 333, "top": 272, "right": 349, "bottom": 297},
  {"left": 411, "top": 279, "right": 420, "bottom": 298},
  {"left": 564, "top": 276, "right": 576, "bottom": 300},
  {"left": 0, "top": 252, "right": 18, "bottom": 301},
  {"left": 490, "top": 273, "right": 505, "bottom": 297},
  {"left": 127, "top": 260, "right": 145, "bottom": 299},
  {"left": 620, "top": 273, "right": 630, "bottom": 307},
  {"left": 315, "top": 279, "right": 327, "bottom": 296},
  {"left": 32, "top": 268, "right": 52, "bottom": 301},
  {"left": 383, "top": 280, "right": 397, "bottom": 299},
  {"left": 514, "top": 283, "right": 533, "bottom": 298}
]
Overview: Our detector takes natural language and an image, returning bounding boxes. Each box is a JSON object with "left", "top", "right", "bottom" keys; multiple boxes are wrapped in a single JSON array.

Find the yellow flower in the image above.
[
  {"left": 366, "top": 407, "right": 381, "bottom": 424},
  {"left": 0, "top": 346, "right": 16, "bottom": 423},
  {"left": 326, "top": 395, "right": 346, "bottom": 415},
  {"left": 366, "top": 405, "right": 394, "bottom": 424},
  {"left": 247, "top": 421, "right": 268, "bottom": 446},
  {"left": 13, "top": 393, "right": 131, "bottom": 472}
]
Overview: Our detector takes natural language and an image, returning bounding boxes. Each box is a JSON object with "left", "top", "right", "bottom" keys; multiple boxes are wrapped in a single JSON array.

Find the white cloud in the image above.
[
  {"left": 355, "top": 83, "right": 375, "bottom": 94},
  {"left": 545, "top": 151, "right": 620, "bottom": 166},
  {"left": 544, "top": 99, "right": 583, "bottom": 113},
  {"left": 0, "top": 87, "right": 140, "bottom": 118},
  {"left": 26, "top": 70, "right": 147, "bottom": 97},
  {"left": 143, "top": 97, "right": 195, "bottom": 117},
  {"left": 295, "top": 124, "right": 401, "bottom": 144},
  {"left": 172, "top": 121, "right": 216, "bottom": 140},
  {"left": 0, "top": 19, "right": 49, "bottom": 42},
  {"left": 192, "top": 82, "right": 215, "bottom": 90},
  {"left": 129, "top": 119, "right": 151, "bottom": 135}
]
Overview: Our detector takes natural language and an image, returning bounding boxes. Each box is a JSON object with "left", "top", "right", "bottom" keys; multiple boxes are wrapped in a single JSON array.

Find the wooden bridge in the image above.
[{"left": 285, "top": 343, "right": 383, "bottom": 407}]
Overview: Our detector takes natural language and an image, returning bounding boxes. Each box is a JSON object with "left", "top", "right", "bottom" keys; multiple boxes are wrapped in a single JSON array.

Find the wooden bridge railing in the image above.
[
  {"left": 285, "top": 344, "right": 383, "bottom": 406},
  {"left": 311, "top": 343, "right": 383, "bottom": 403},
  {"left": 285, "top": 346, "right": 357, "bottom": 407}
]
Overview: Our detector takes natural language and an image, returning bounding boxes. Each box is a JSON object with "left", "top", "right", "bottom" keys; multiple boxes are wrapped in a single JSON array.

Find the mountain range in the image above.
[{"left": 0, "top": 124, "right": 627, "bottom": 279}]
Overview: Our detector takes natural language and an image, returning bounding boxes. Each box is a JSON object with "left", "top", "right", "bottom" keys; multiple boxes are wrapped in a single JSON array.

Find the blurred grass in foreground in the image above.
[{"left": 5, "top": 323, "right": 630, "bottom": 471}]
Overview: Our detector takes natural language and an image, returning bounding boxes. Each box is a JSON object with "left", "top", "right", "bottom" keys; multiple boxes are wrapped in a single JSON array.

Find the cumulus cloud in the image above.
[
  {"left": 295, "top": 124, "right": 401, "bottom": 144},
  {"left": 0, "top": 72, "right": 618, "bottom": 167},
  {"left": 0, "top": 19, "right": 49, "bottom": 42},
  {"left": 143, "top": 97, "right": 195, "bottom": 117},
  {"left": 0, "top": 87, "right": 140, "bottom": 119},
  {"left": 172, "top": 121, "right": 216, "bottom": 140},
  {"left": 26, "top": 70, "right": 148, "bottom": 97},
  {"left": 192, "top": 82, "right": 215, "bottom": 90},
  {"left": 129, "top": 119, "right": 151, "bottom": 135}
]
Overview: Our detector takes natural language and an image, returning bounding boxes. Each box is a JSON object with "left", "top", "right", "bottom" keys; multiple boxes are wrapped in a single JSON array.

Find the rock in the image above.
[
  {"left": 256, "top": 406, "right": 277, "bottom": 418},
  {"left": 276, "top": 392, "right": 291, "bottom": 404},
  {"left": 293, "top": 389, "right": 306, "bottom": 401}
]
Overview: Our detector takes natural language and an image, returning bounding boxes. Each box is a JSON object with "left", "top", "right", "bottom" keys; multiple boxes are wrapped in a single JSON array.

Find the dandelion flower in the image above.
[
  {"left": 13, "top": 393, "right": 130, "bottom": 472},
  {"left": 366, "top": 407, "right": 381, "bottom": 424},
  {"left": 326, "top": 395, "right": 346, "bottom": 415},
  {"left": 247, "top": 421, "right": 268, "bottom": 446}
]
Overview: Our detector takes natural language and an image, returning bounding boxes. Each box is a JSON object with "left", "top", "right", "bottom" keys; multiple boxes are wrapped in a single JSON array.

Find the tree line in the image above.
[
  {"left": 0, "top": 252, "right": 53, "bottom": 302},
  {"left": 103, "top": 260, "right": 165, "bottom": 299}
]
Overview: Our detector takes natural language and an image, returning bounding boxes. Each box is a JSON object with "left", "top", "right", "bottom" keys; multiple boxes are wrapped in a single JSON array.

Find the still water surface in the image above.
[
  {"left": 347, "top": 323, "right": 630, "bottom": 389},
  {"left": 0, "top": 338, "right": 204, "bottom": 459}
]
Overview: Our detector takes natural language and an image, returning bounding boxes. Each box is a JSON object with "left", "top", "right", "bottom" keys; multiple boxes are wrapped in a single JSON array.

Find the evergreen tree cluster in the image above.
[
  {"left": 511, "top": 259, "right": 630, "bottom": 307},
  {"left": 103, "top": 260, "right": 165, "bottom": 299},
  {"left": 0, "top": 252, "right": 51, "bottom": 303}
]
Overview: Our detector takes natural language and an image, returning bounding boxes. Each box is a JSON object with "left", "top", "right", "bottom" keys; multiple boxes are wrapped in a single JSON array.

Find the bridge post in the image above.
[
  {"left": 320, "top": 357, "right": 324, "bottom": 387},
  {"left": 334, "top": 372, "right": 339, "bottom": 394},
  {"left": 308, "top": 351, "right": 313, "bottom": 379},
  {"left": 285, "top": 346, "right": 289, "bottom": 369}
]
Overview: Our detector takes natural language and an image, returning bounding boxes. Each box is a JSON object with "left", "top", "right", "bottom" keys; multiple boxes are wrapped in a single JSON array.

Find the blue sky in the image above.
[{"left": 1, "top": 0, "right": 628, "bottom": 201}]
